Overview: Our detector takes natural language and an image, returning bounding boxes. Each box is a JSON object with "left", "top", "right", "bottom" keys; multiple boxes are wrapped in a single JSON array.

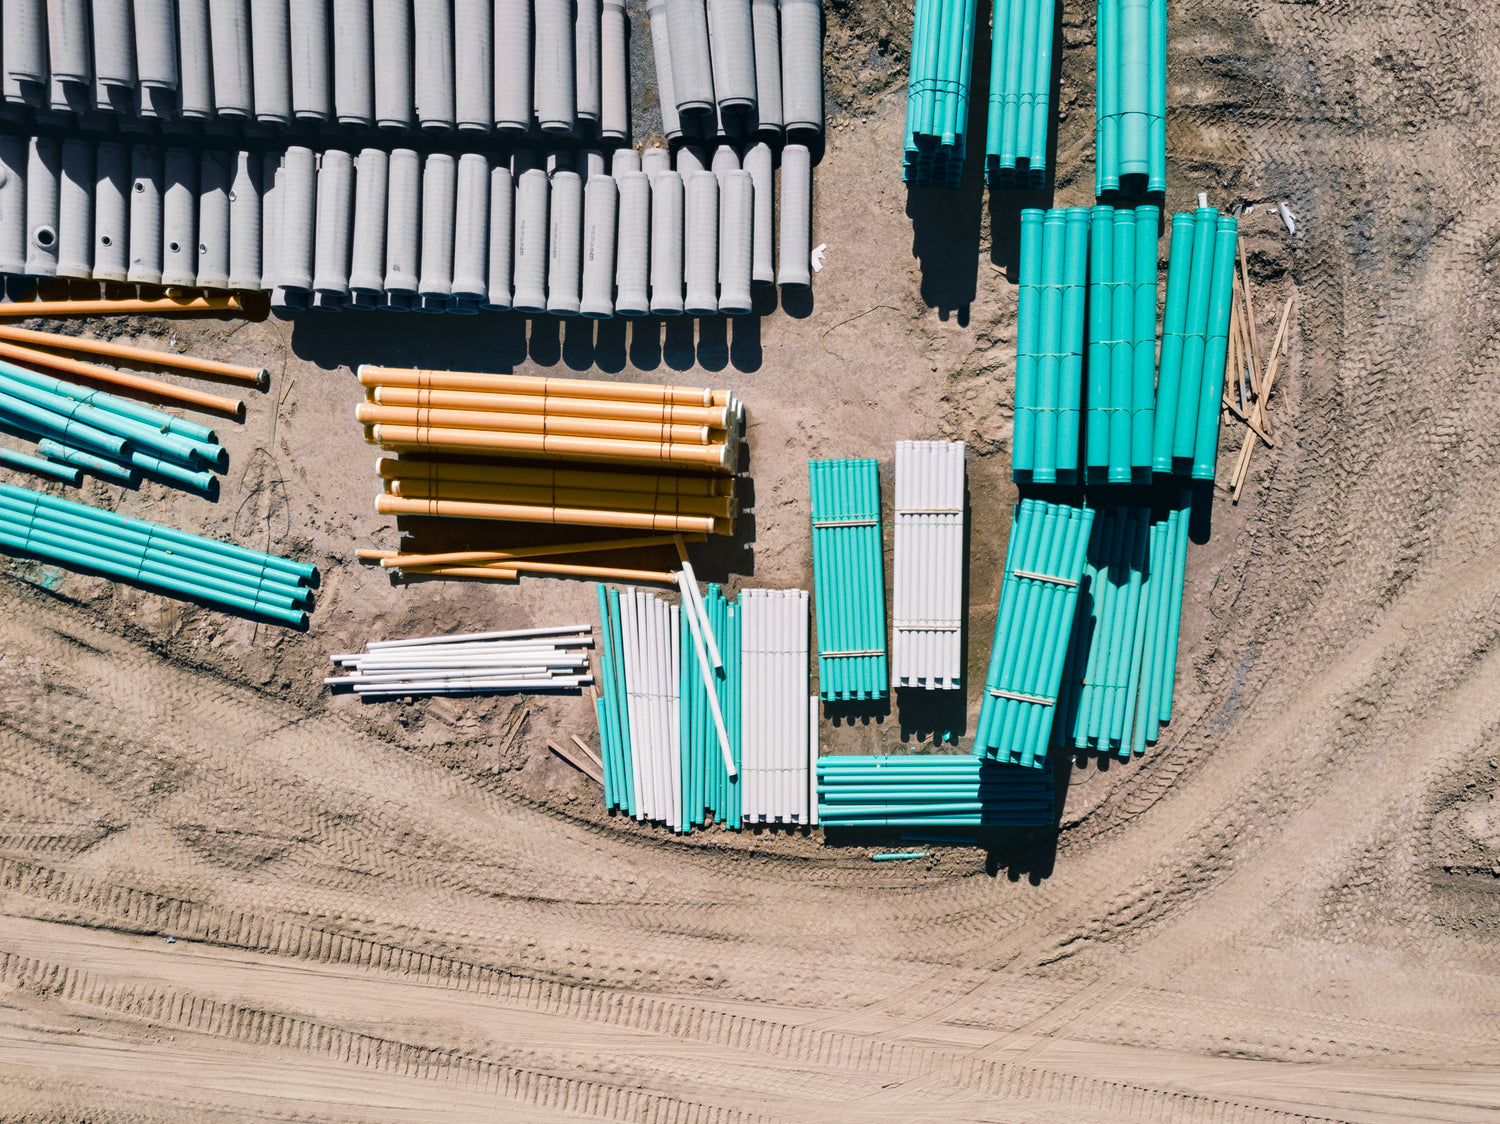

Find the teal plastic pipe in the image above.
[
  {"left": 0, "top": 447, "right": 81, "bottom": 485},
  {"left": 1108, "top": 207, "right": 1135, "bottom": 482},
  {"left": 1128, "top": 517, "right": 1164, "bottom": 756},
  {"left": 0, "top": 390, "right": 129, "bottom": 460},
  {"left": 1014, "top": 209, "right": 1043, "bottom": 476},
  {"left": 1152, "top": 213, "right": 1195, "bottom": 473},
  {"left": 595, "top": 583, "right": 619, "bottom": 808},
  {"left": 1036, "top": 209, "right": 1066, "bottom": 481},
  {"left": 37, "top": 437, "right": 216, "bottom": 494},
  {"left": 0, "top": 373, "right": 208, "bottom": 468},
  {"left": 1027, "top": 0, "right": 1056, "bottom": 169},
  {"left": 0, "top": 357, "right": 219, "bottom": 445},
  {"left": 1107, "top": 507, "right": 1149, "bottom": 744},
  {"left": 986, "top": 0, "right": 1013, "bottom": 160},
  {"left": 1095, "top": 0, "right": 1118, "bottom": 194},
  {"left": 608, "top": 586, "right": 637, "bottom": 816},
  {"left": 1192, "top": 215, "right": 1240, "bottom": 480},
  {"left": 1086, "top": 206, "right": 1113, "bottom": 473},
  {"left": 1010, "top": 0, "right": 1039, "bottom": 167},
  {"left": 1131, "top": 205, "right": 1159, "bottom": 473},
  {"left": 1160, "top": 491, "right": 1189, "bottom": 722},
  {"left": 976, "top": 503, "right": 1027, "bottom": 753},
  {"left": 1058, "top": 208, "right": 1089, "bottom": 478},
  {"left": 1119, "top": 0, "right": 1149, "bottom": 177},
  {"left": 1172, "top": 207, "right": 1220, "bottom": 462},
  {"left": 1147, "top": 0, "right": 1167, "bottom": 192},
  {"left": 37, "top": 439, "right": 137, "bottom": 484}
]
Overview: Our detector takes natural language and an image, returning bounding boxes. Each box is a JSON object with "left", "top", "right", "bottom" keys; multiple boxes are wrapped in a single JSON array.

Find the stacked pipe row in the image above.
[
  {"left": 359, "top": 367, "right": 744, "bottom": 533},
  {"left": 647, "top": 0, "right": 823, "bottom": 141},
  {"left": 983, "top": 0, "right": 1055, "bottom": 188},
  {"left": 1011, "top": 207, "right": 1085, "bottom": 484},
  {"left": 0, "top": 480, "right": 314, "bottom": 626},
  {"left": 973, "top": 498, "right": 1092, "bottom": 769},
  {"left": 903, "top": 0, "right": 977, "bottom": 188},
  {"left": 676, "top": 583, "right": 742, "bottom": 830},
  {"left": 892, "top": 440, "right": 964, "bottom": 691},
  {"left": 1053, "top": 496, "right": 1187, "bottom": 757},
  {"left": 816, "top": 756, "right": 1054, "bottom": 827},
  {"left": 0, "top": 355, "right": 225, "bottom": 494},
  {"left": 1153, "top": 206, "right": 1237, "bottom": 480},
  {"left": 613, "top": 585, "right": 691, "bottom": 830},
  {"left": 809, "top": 457, "right": 886, "bottom": 701},
  {"left": 1094, "top": 0, "right": 1166, "bottom": 196},
  {"left": 0, "top": 0, "right": 630, "bottom": 140},
  {"left": 324, "top": 625, "right": 593, "bottom": 696},
  {"left": 1084, "top": 203, "right": 1158, "bottom": 483},
  {"left": 739, "top": 587, "right": 813, "bottom": 823}
]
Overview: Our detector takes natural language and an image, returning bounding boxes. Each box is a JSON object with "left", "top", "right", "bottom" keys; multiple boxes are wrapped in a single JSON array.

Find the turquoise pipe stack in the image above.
[
  {"left": 985, "top": 0, "right": 1056, "bottom": 188},
  {"left": 0, "top": 482, "right": 314, "bottom": 627},
  {"left": 904, "top": 0, "right": 979, "bottom": 188},
  {"left": 1012, "top": 207, "right": 1088, "bottom": 484},
  {"left": 1152, "top": 207, "right": 1238, "bottom": 480},
  {"left": 678, "top": 584, "right": 742, "bottom": 831},
  {"left": 595, "top": 584, "right": 638, "bottom": 819},
  {"left": 817, "top": 755, "right": 1053, "bottom": 827},
  {"left": 1095, "top": 0, "right": 1166, "bottom": 196},
  {"left": 974, "top": 499, "right": 1094, "bottom": 769},
  {"left": 809, "top": 458, "right": 888, "bottom": 701}
]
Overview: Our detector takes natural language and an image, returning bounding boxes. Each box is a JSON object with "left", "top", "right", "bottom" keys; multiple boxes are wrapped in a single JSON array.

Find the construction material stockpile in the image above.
[
  {"left": 892, "top": 440, "right": 964, "bottom": 691},
  {"left": 904, "top": 0, "right": 978, "bottom": 188},
  {"left": 1085, "top": 202, "right": 1159, "bottom": 483},
  {"left": 816, "top": 755, "right": 1053, "bottom": 827},
  {"left": 1053, "top": 498, "right": 1187, "bottom": 757},
  {"left": 0, "top": 480, "right": 314, "bottom": 626},
  {"left": 1011, "top": 207, "right": 1086, "bottom": 484},
  {"left": 1094, "top": 0, "right": 1166, "bottom": 197},
  {"left": 325, "top": 625, "right": 594, "bottom": 698},
  {"left": 809, "top": 457, "right": 887, "bottom": 701},
  {"left": 974, "top": 499, "right": 1093, "bottom": 769},
  {"left": 359, "top": 368, "right": 744, "bottom": 535},
  {"left": 1153, "top": 207, "right": 1238, "bottom": 480},
  {"left": 984, "top": 0, "right": 1056, "bottom": 188}
]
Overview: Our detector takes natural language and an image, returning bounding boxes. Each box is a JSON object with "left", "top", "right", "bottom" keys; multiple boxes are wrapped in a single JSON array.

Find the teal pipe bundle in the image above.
[
  {"left": 809, "top": 458, "right": 888, "bottom": 700},
  {"left": 904, "top": 0, "right": 979, "bottom": 189},
  {"left": 1012, "top": 206, "right": 1087, "bottom": 483},
  {"left": 1052, "top": 493, "right": 1189, "bottom": 756},
  {"left": 817, "top": 755, "right": 1053, "bottom": 826},
  {"left": 678, "top": 584, "right": 741, "bottom": 831},
  {"left": 595, "top": 583, "right": 638, "bottom": 817},
  {"left": 973, "top": 499, "right": 1093, "bottom": 769},
  {"left": 0, "top": 482, "right": 314, "bottom": 627},
  {"left": 1084, "top": 204, "right": 1159, "bottom": 483},
  {"left": 1094, "top": 0, "right": 1165, "bottom": 197},
  {"left": 985, "top": 0, "right": 1056, "bottom": 187},
  {"left": 1152, "top": 207, "right": 1238, "bottom": 479}
]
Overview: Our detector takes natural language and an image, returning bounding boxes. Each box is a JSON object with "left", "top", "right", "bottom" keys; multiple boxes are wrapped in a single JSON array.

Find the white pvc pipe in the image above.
[
  {"left": 668, "top": 600, "right": 683, "bottom": 831},
  {"left": 808, "top": 693, "right": 819, "bottom": 825},
  {"left": 677, "top": 569, "right": 735, "bottom": 776},
  {"left": 620, "top": 588, "right": 648, "bottom": 820},
  {"left": 368, "top": 625, "right": 592, "bottom": 648}
]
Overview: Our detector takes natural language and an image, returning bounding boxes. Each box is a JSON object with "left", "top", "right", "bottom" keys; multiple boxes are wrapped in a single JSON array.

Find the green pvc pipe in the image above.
[
  {"left": 37, "top": 439, "right": 137, "bottom": 484},
  {"left": 976, "top": 503, "right": 1028, "bottom": 753},
  {"left": 1147, "top": 0, "right": 1167, "bottom": 192},
  {"left": 1057, "top": 207, "right": 1089, "bottom": 478},
  {"left": 1086, "top": 206, "right": 1113, "bottom": 472},
  {"left": 0, "top": 390, "right": 129, "bottom": 460},
  {"left": 608, "top": 586, "right": 636, "bottom": 816},
  {"left": 1129, "top": 518, "right": 1164, "bottom": 756},
  {"left": 1013, "top": 209, "right": 1043, "bottom": 476},
  {"left": 986, "top": 0, "right": 1014, "bottom": 160},
  {"left": 0, "top": 446, "right": 80, "bottom": 485},
  {"left": 1131, "top": 205, "right": 1159, "bottom": 474},
  {"left": 595, "top": 583, "right": 618, "bottom": 809},
  {"left": 1080, "top": 507, "right": 1126, "bottom": 741},
  {"left": 1009, "top": 0, "right": 1040, "bottom": 167},
  {"left": 1108, "top": 207, "right": 1135, "bottom": 482},
  {"left": 1160, "top": 490, "right": 1190, "bottom": 723},
  {"left": 1095, "top": 0, "right": 1118, "bottom": 194},
  {"left": 1172, "top": 207, "right": 1220, "bottom": 462},
  {"left": 0, "top": 372, "right": 208, "bottom": 468},
  {"left": 1192, "top": 215, "right": 1240, "bottom": 480},
  {"left": 1107, "top": 506, "right": 1150, "bottom": 745},
  {"left": 1035, "top": 209, "right": 1066, "bottom": 481},
  {"left": 871, "top": 852, "right": 929, "bottom": 861},
  {"left": 37, "top": 437, "right": 216, "bottom": 494},
  {"left": 1027, "top": 0, "right": 1057, "bottom": 169},
  {"left": 0, "top": 357, "right": 219, "bottom": 445},
  {"left": 1152, "top": 212, "right": 1195, "bottom": 473},
  {"left": 1119, "top": 0, "right": 1150, "bottom": 177}
]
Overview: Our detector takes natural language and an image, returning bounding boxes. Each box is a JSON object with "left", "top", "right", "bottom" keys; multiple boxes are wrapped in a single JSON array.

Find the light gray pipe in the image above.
[
  {"left": 195, "top": 148, "right": 233, "bottom": 290},
  {"left": 710, "top": 144, "right": 740, "bottom": 182},
  {"left": 707, "top": 0, "right": 755, "bottom": 112},
  {"left": 512, "top": 168, "right": 548, "bottom": 313},
  {"left": 56, "top": 138, "right": 93, "bottom": 280},
  {"left": 581, "top": 149, "right": 606, "bottom": 181},
  {"left": 677, "top": 144, "right": 707, "bottom": 176},
  {"left": 750, "top": 0, "right": 781, "bottom": 132},
  {"left": 648, "top": 169, "right": 683, "bottom": 315},
  {"left": 611, "top": 149, "right": 641, "bottom": 176},
  {"left": 451, "top": 152, "right": 490, "bottom": 301},
  {"left": 482, "top": 163, "right": 513, "bottom": 309},
  {"left": 665, "top": 0, "right": 714, "bottom": 117},
  {"left": 777, "top": 142, "right": 810, "bottom": 287},
  {"left": 259, "top": 151, "right": 282, "bottom": 290},
  {"left": 348, "top": 147, "right": 388, "bottom": 296},
  {"left": 414, "top": 0, "right": 455, "bottom": 132},
  {"left": 24, "top": 137, "right": 60, "bottom": 278},
  {"left": 417, "top": 152, "right": 456, "bottom": 298},
  {"left": 279, "top": 145, "right": 316, "bottom": 291},
  {"left": 580, "top": 174, "right": 616, "bottom": 318},
  {"left": 534, "top": 0, "right": 575, "bottom": 134},
  {"left": 779, "top": 0, "right": 822, "bottom": 135},
  {"left": 546, "top": 169, "right": 582, "bottom": 316},
  {"left": 160, "top": 147, "right": 198, "bottom": 287},
  {"left": 383, "top": 148, "right": 420, "bottom": 293},
  {"left": 250, "top": 0, "right": 293, "bottom": 124},
  {"left": 313, "top": 149, "right": 354, "bottom": 297},
  {"left": 126, "top": 147, "right": 164, "bottom": 285},
  {"left": 373, "top": 0, "right": 413, "bottom": 129},
  {"left": 601, "top": 0, "right": 628, "bottom": 141},
  {"left": 719, "top": 169, "right": 752, "bottom": 314},
  {"left": 494, "top": 0, "right": 530, "bottom": 132},
  {"left": 291, "top": 0, "right": 333, "bottom": 121},
  {"left": 0, "top": 138, "right": 26, "bottom": 276},
  {"left": 333, "top": 0, "right": 374, "bottom": 125},
  {"left": 645, "top": 0, "right": 682, "bottom": 140},
  {"left": 92, "top": 0, "right": 137, "bottom": 89},
  {"left": 177, "top": 0, "right": 215, "bottom": 117},
  {"left": 454, "top": 0, "right": 493, "bottom": 132},
  {"left": 576, "top": 0, "right": 601, "bottom": 124},
  {"left": 614, "top": 170, "right": 649, "bottom": 316},
  {"left": 47, "top": 0, "right": 90, "bottom": 84},
  {"left": 228, "top": 150, "right": 263, "bottom": 290},
  {"left": 134, "top": 0, "right": 180, "bottom": 92},
  {"left": 92, "top": 142, "right": 129, "bottom": 282},
  {"left": 208, "top": 0, "right": 254, "bottom": 117},
  {"left": 743, "top": 140, "right": 773, "bottom": 285},
  {"left": 641, "top": 145, "right": 671, "bottom": 178},
  {"left": 683, "top": 170, "right": 717, "bottom": 315}
]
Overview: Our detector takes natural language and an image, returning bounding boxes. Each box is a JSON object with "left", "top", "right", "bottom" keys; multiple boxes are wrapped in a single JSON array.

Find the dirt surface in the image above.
[{"left": 4, "top": 1, "right": 1500, "bottom": 1120}]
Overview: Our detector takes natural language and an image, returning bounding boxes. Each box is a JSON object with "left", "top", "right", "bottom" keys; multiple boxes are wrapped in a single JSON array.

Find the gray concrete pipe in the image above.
[
  {"left": 382, "top": 148, "right": 420, "bottom": 294},
  {"left": 494, "top": 0, "right": 531, "bottom": 132},
  {"left": 718, "top": 168, "right": 752, "bottom": 313},
  {"left": 581, "top": 149, "right": 607, "bottom": 181},
  {"left": 134, "top": 0, "right": 180, "bottom": 94},
  {"left": 56, "top": 138, "right": 92, "bottom": 280},
  {"left": 612, "top": 149, "right": 641, "bottom": 176},
  {"left": 208, "top": 0, "right": 254, "bottom": 118},
  {"left": 92, "top": 141, "right": 130, "bottom": 282},
  {"left": 743, "top": 139, "right": 774, "bottom": 285},
  {"left": 259, "top": 152, "right": 281, "bottom": 289},
  {"left": 228, "top": 150, "right": 263, "bottom": 290},
  {"left": 581, "top": 173, "right": 617, "bottom": 318},
  {"left": 666, "top": 0, "right": 714, "bottom": 117},
  {"left": 250, "top": 0, "right": 293, "bottom": 124},
  {"left": 779, "top": 0, "right": 822, "bottom": 135},
  {"left": 615, "top": 170, "right": 650, "bottom": 316},
  {"left": 482, "top": 163, "right": 513, "bottom": 309},
  {"left": 291, "top": 0, "right": 333, "bottom": 121},
  {"left": 373, "top": 0, "right": 414, "bottom": 129},
  {"left": 278, "top": 145, "right": 316, "bottom": 291},
  {"left": 649, "top": 169, "right": 683, "bottom": 315},
  {"left": 576, "top": 0, "right": 601, "bottom": 125},
  {"left": 750, "top": 0, "right": 781, "bottom": 133},
  {"left": 454, "top": 0, "right": 493, "bottom": 133},
  {"left": 313, "top": 148, "right": 355, "bottom": 299},
  {"left": 601, "top": 0, "right": 628, "bottom": 140},
  {"left": 535, "top": 0, "right": 575, "bottom": 134},
  {"left": 91, "top": 0, "right": 136, "bottom": 93},
  {"left": 0, "top": 138, "right": 26, "bottom": 276},
  {"left": 333, "top": 0, "right": 374, "bottom": 126},
  {"left": 711, "top": 144, "right": 740, "bottom": 183},
  {"left": 452, "top": 152, "right": 490, "bottom": 301},
  {"left": 161, "top": 146, "right": 198, "bottom": 287},
  {"left": 24, "top": 137, "right": 60, "bottom": 278},
  {"left": 348, "top": 148, "right": 388, "bottom": 297},
  {"left": 512, "top": 167, "right": 549, "bottom": 313},
  {"left": 777, "top": 142, "right": 810, "bottom": 287},
  {"left": 196, "top": 148, "right": 233, "bottom": 290},
  {"left": 645, "top": 0, "right": 682, "bottom": 140},
  {"left": 683, "top": 170, "right": 717, "bottom": 316},
  {"left": 414, "top": 0, "right": 456, "bottom": 132},
  {"left": 707, "top": 0, "right": 755, "bottom": 113},
  {"left": 177, "top": 0, "right": 215, "bottom": 117},
  {"left": 418, "top": 152, "right": 457, "bottom": 299},
  {"left": 546, "top": 169, "right": 582, "bottom": 315},
  {"left": 47, "top": 0, "right": 90, "bottom": 85},
  {"left": 641, "top": 145, "right": 671, "bottom": 178}
]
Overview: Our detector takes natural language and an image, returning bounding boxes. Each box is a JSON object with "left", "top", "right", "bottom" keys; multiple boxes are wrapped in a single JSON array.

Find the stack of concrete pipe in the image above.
[{"left": 0, "top": 135, "right": 812, "bottom": 313}]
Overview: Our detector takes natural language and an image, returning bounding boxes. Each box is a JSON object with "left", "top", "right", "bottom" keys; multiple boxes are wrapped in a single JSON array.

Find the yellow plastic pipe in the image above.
[
  {"left": 371, "top": 425, "right": 734, "bottom": 471},
  {"left": 0, "top": 325, "right": 269, "bottom": 388},
  {"left": 355, "top": 401, "right": 715, "bottom": 445},
  {"left": 0, "top": 295, "right": 246, "bottom": 317},
  {"left": 371, "top": 384, "right": 730, "bottom": 428},
  {"left": 376, "top": 456, "right": 736, "bottom": 497},
  {"left": 400, "top": 558, "right": 679, "bottom": 583},
  {"left": 0, "top": 340, "right": 246, "bottom": 418},
  {"left": 375, "top": 492, "right": 724, "bottom": 533},
  {"left": 358, "top": 364, "right": 731, "bottom": 406},
  {"left": 372, "top": 532, "right": 706, "bottom": 568},
  {"left": 386, "top": 476, "right": 735, "bottom": 517}
]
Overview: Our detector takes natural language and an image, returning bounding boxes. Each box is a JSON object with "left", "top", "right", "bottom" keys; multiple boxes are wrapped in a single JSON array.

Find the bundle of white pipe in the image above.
[
  {"left": 619, "top": 589, "right": 685, "bottom": 830},
  {"left": 739, "top": 587, "right": 811, "bottom": 824},
  {"left": 893, "top": 440, "right": 966, "bottom": 691},
  {"left": 325, "top": 624, "right": 594, "bottom": 697}
]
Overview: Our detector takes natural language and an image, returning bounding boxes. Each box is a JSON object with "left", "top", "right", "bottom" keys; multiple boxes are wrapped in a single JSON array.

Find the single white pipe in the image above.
[
  {"left": 807, "top": 693, "right": 819, "bottom": 825},
  {"left": 454, "top": 0, "right": 494, "bottom": 132},
  {"left": 326, "top": 666, "right": 558, "bottom": 684},
  {"left": 618, "top": 587, "right": 648, "bottom": 820},
  {"left": 677, "top": 561, "right": 721, "bottom": 667},
  {"left": 642, "top": 590, "right": 664, "bottom": 822},
  {"left": 669, "top": 600, "right": 684, "bottom": 831},
  {"left": 367, "top": 624, "right": 592, "bottom": 648},
  {"left": 676, "top": 570, "right": 736, "bottom": 777},
  {"left": 333, "top": 638, "right": 593, "bottom": 659},
  {"left": 355, "top": 677, "right": 590, "bottom": 694}
]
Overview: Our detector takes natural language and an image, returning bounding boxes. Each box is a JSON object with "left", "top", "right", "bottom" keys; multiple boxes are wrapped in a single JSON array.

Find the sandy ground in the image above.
[{"left": 3, "top": 1, "right": 1500, "bottom": 1120}]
